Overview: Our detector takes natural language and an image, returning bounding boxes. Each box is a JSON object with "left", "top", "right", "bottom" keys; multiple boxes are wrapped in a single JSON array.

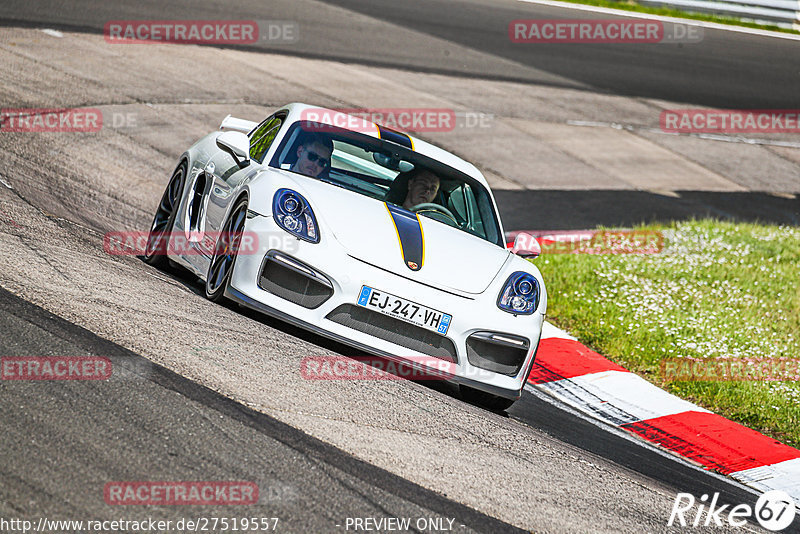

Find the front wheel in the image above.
[
  {"left": 205, "top": 197, "right": 248, "bottom": 302},
  {"left": 459, "top": 385, "right": 517, "bottom": 412}
]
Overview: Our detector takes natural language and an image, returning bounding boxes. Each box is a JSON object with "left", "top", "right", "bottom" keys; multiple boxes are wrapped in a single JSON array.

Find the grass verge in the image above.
[
  {"left": 540, "top": 0, "right": 800, "bottom": 35},
  {"left": 534, "top": 219, "right": 800, "bottom": 447}
]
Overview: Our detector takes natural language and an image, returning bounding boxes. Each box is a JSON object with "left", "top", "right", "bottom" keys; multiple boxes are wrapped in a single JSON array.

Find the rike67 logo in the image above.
[{"left": 669, "top": 490, "right": 796, "bottom": 531}]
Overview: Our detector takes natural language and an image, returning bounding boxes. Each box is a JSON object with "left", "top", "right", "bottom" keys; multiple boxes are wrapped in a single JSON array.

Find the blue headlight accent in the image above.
[
  {"left": 272, "top": 188, "right": 320, "bottom": 243},
  {"left": 497, "top": 272, "right": 539, "bottom": 315}
]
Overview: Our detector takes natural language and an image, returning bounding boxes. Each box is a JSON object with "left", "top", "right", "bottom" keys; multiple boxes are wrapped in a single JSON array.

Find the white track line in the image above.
[
  {"left": 523, "top": 382, "right": 765, "bottom": 499},
  {"left": 532, "top": 322, "right": 800, "bottom": 505},
  {"left": 731, "top": 458, "right": 800, "bottom": 504},
  {"left": 566, "top": 120, "right": 800, "bottom": 150},
  {"left": 517, "top": 0, "right": 800, "bottom": 41},
  {"left": 39, "top": 29, "right": 64, "bottom": 38},
  {"left": 535, "top": 370, "right": 708, "bottom": 426},
  {"left": 541, "top": 320, "right": 577, "bottom": 340}
]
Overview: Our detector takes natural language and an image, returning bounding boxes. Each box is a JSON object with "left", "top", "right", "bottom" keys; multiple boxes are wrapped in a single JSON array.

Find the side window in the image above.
[
  {"left": 460, "top": 184, "right": 486, "bottom": 237},
  {"left": 474, "top": 188, "right": 498, "bottom": 244},
  {"left": 448, "top": 184, "right": 468, "bottom": 222},
  {"left": 249, "top": 116, "right": 283, "bottom": 162}
]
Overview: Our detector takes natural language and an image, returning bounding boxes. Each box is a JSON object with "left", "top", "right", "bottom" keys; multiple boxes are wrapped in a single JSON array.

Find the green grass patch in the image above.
[
  {"left": 549, "top": 0, "right": 800, "bottom": 35},
  {"left": 534, "top": 219, "right": 800, "bottom": 447}
]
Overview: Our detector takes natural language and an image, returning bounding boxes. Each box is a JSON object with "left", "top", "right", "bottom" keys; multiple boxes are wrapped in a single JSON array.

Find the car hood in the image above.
[{"left": 293, "top": 176, "right": 510, "bottom": 294}]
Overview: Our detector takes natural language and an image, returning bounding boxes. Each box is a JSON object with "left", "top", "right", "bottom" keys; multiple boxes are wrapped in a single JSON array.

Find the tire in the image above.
[
  {"left": 459, "top": 385, "right": 517, "bottom": 412},
  {"left": 205, "top": 196, "right": 248, "bottom": 303},
  {"left": 144, "top": 162, "right": 187, "bottom": 267}
]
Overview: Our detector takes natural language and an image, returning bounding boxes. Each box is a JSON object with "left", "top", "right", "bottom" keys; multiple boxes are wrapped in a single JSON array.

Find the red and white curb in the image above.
[{"left": 528, "top": 322, "right": 800, "bottom": 505}]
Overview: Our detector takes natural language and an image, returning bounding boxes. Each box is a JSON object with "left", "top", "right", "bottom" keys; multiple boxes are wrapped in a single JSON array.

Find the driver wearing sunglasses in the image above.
[{"left": 291, "top": 134, "right": 333, "bottom": 178}]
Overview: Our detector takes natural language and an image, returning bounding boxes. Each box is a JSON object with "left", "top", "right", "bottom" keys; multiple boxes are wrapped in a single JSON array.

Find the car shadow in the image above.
[
  {"left": 140, "top": 259, "right": 502, "bottom": 410},
  {"left": 227, "top": 297, "right": 493, "bottom": 410}
]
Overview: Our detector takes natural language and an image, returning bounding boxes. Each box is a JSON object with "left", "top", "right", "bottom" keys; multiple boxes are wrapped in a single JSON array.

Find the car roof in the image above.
[{"left": 279, "top": 103, "right": 491, "bottom": 189}]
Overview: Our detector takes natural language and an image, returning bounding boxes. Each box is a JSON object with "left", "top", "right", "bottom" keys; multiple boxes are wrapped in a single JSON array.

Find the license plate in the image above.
[{"left": 357, "top": 286, "right": 452, "bottom": 335}]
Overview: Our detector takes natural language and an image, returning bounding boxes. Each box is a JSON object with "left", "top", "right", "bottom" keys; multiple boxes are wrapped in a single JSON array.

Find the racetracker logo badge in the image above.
[
  {"left": 104, "top": 20, "right": 259, "bottom": 44},
  {"left": 668, "top": 491, "right": 796, "bottom": 531},
  {"left": 1, "top": 108, "right": 102, "bottom": 132},
  {"left": 104, "top": 481, "right": 258, "bottom": 505},
  {"left": 661, "top": 109, "right": 800, "bottom": 133},
  {"left": 509, "top": 19, "right": 702, "bottom": 43},
  {"left": 300, "top": 108, "right": 457, "bottom": 133},
  {"left": 1, "top": 356, "right": 111, "bottom": 380}
]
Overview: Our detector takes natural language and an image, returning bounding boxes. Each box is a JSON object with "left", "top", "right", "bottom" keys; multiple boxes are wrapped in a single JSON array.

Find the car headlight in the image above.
[
  {"left": 272, "top": 188, "right": 319, "bottom": 243},
  {"left": 497, "top": 272, "right": 540, "bottom": 315}
]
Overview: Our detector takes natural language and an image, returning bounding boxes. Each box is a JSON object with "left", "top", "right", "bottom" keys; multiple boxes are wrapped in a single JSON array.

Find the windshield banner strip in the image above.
[{"left": 377, "top": 125, "right": 414, "bottom": 150}]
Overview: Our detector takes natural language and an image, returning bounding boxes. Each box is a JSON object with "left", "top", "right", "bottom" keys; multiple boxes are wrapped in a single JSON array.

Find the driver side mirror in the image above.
[
  {"left": 216, "top": 131, "right": 251, "bottom": 166},
  {"left": 511, "top": 232, "right": 541, "bottom": 258}
]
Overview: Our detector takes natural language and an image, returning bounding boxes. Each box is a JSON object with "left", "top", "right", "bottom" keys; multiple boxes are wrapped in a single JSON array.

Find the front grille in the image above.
[
  {"left": 258, "top": 254, "right": 333, "bottom": 309},
  {"left": 325, "top": 304, "right": 457, "bottom": 363},
  {"left": 466, "top": 333, "right": 529, "bottom": 376}
]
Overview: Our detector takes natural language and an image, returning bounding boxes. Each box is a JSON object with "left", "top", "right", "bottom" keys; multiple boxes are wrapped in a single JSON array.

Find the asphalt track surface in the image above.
[
  {"left": 0, "top": 286, "right": 521, "bottom": 533},
  {"left": 2, "top": 0, "right": 798, "bottom": 228},
  {"left": 0, "top": 0, "right": 798, "bottom": 532},
  {"left": 0, "top": 0, "right": 799, "bottom": 109},
  {"left": 0, "top": 271, "right": 771, "bottom": 532}
]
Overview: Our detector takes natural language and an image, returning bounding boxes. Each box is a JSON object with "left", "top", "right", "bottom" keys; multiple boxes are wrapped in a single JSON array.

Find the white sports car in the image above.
[{"left": 144, "top": 103, "right": 546, "bottom": 410}]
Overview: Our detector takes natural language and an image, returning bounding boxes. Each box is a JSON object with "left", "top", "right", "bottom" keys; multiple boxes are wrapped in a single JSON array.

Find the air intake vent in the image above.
[
  {"left": 325, "top": 304, "right": 457, "bottom": 363},
  {"left": 466, "top": 332, "right": 529, "bottom": 376},
  {"left": 258, "top": 252, "right": 333, "bottom": 309}
]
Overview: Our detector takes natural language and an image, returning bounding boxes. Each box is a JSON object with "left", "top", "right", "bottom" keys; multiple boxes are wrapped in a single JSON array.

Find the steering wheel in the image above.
[{"left": 410, "top": 203, "right": 459, "bottom": 227}]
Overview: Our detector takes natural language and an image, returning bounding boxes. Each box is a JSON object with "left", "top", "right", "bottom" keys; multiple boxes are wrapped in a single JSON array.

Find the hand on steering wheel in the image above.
[{"left": 410, "top": 203, "right": 459, "bottom": 227}]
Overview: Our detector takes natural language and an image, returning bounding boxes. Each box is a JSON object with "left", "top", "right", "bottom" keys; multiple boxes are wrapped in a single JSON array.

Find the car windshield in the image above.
[{"left": 268, "top": 120, "right": 503, "bottom": 247}]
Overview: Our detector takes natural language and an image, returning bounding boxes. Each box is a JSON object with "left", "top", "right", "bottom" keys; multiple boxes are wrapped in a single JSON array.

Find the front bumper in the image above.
[{"left": 227, "top": 215, "right": 545, "bottom": 399}]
